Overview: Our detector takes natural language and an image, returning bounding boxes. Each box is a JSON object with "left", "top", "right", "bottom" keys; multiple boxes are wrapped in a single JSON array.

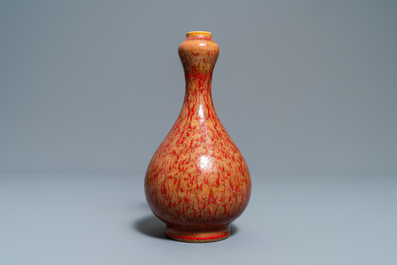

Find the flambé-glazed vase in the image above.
[{"left": 144, "top": 31, "right": 251, "bottom": 242}]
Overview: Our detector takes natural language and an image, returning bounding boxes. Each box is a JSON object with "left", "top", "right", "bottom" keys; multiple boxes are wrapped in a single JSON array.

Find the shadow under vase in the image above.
[{"left": 133, "top": 215, "right": 239, "bottom": 242}]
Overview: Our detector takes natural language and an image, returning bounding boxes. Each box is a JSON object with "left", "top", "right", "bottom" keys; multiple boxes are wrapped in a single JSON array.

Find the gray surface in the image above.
[
  {"left": 1, "top": 2, "right": 396, "bottom": 263},
  {"left": 1, "top": 173, "right": 396, "bottom": 264},
  {"left": 1, "top": 0, "right": 397, "bottom": 174}
]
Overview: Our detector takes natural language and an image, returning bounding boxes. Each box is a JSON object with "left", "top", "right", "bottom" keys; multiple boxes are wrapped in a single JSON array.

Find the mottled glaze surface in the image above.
[{"left": 144, "top": 31, "right": 251, "bottom": 242}]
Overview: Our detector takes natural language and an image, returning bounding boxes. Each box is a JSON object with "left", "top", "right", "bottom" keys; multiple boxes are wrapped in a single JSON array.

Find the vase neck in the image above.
[
  {"left": 177, "top": 31, "right": 220, "bottom": 121},
  {"left": 178, "top": 31, "right": 219, "bottom": 100},
  {"left": 184, "top": 66, "right": 213, "bottom": 97}
]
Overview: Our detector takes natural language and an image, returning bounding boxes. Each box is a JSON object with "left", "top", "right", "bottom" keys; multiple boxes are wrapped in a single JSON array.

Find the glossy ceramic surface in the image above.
[{"left": 144, "top": 31, "right": 251, "bottom": 242}]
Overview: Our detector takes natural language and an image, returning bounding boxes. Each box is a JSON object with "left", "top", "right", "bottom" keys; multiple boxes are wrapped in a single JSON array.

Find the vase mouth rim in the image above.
[{"left": 186, "top": 31, "right": 212, "bottom": 40}]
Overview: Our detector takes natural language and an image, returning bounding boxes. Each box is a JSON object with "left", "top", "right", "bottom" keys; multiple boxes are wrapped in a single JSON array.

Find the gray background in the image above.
[
  {"left": 1, "top": 0, "right": 396, "bottom": 174},
  {"left": 1, "top": 1, "right": 397, "bottom": 264}
]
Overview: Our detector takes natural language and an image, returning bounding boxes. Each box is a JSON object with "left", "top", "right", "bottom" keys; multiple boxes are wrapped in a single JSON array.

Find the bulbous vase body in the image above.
[{"left": 144, "top": 31, "right": 251, "bottom": 242}]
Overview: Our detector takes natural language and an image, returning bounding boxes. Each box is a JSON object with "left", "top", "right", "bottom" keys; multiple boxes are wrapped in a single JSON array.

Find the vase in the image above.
[{"left": 144, "top": 31, "right": 251, "bottom": 242}]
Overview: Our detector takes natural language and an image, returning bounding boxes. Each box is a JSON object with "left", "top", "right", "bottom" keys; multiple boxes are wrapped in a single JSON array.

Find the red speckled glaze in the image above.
[{"left": 144, "top": 31, "right": 251, "bottom": 243}]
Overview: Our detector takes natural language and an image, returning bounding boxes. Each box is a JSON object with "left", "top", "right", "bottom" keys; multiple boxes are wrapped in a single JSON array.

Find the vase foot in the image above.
[{"left": 166, "top": 225, "right": 230, "bottom": 243}]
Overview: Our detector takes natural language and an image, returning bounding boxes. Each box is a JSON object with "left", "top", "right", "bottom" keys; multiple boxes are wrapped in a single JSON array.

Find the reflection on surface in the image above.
[
  {"left": 198, "top": 105, "right": 205, "bottom": 119},
  {"left": 199, "top": 155, "right": 212, "bottom": 170}
]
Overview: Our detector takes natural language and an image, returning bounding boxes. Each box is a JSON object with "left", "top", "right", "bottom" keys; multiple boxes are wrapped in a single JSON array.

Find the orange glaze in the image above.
[{"left": 144, "top": 31, "right": 251, "bottom": 242}]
